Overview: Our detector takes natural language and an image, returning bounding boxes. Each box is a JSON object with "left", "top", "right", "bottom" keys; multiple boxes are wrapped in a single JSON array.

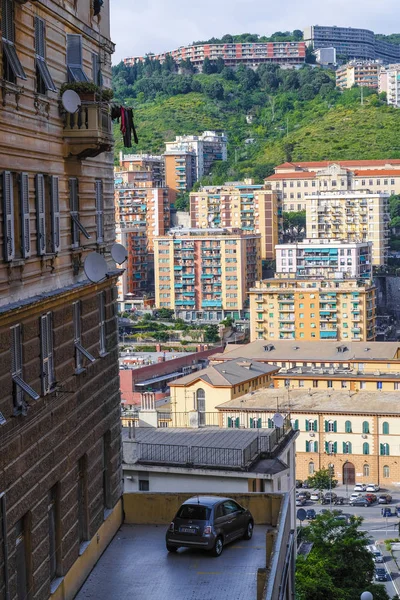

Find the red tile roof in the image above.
[
  {"left": 266, "top": 172, "right": 317, "bottom": 180},
  {"left": 353, "top": 169, "right": 400, "bottom": 177},
  {"left": 275, "top": 159, "right": 400, "bottom": 171}
]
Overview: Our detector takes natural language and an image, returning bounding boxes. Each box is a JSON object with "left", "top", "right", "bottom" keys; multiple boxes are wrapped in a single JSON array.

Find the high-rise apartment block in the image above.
[
  {"left": 190, "top": 181, "right": 281, "bottom": 260},
  {"left": 0, "top": 2, "right": 123, "bottom": 599},
  {"left": 336, "top": 60, "right": 382, "bottom": 89},
  {"left": 249, "top": 279, "right": 376, "bottom": 342},
  {"left": 266, "top": 159, "right": 400, "bottom": 211},
  {"left": 154, "top": 229, "right": 262, "bottom": 321},
  {"left": 165, "top": 131, "right": 228, "bottom": 181},
  {"left": 379, "top": 64, "right": 400, "bottom": 107},
  {"left": 117, "top": 152, "right": 165, "bottom": 187},
  {"left": 164, "top": 149, "right": 197, "bottom": 194},
  {"left": 275, "top": 239, "right": 372, "bottom": 280},
  {"left": 304, "top": 25, "right": 400, "bottom": 63},
  {"left": 124, "top": 41, "right": 306, "bottom": 69},
  {"left": 305, "top": 192, "right": 389, "bottom": 266}
]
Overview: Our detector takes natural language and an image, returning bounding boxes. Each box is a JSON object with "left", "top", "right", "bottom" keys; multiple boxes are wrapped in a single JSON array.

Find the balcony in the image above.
[{"left": 62, "top": 101, "right": 113, "bottom": 159}]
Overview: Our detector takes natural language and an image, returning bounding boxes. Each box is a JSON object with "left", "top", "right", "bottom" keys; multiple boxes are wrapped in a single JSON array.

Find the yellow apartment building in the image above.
[
  {"left": 249, "top": 278, "right": 376, "bottom": 342},
  {"left": 154, "top": 228, "right": 262, "bottom": 321},
  {"left": 216, "top": 388, "right": 400, "bottom": 487},
  {"left": 336, "top": 60, "right": 381, "bottom": 89},
  {"left": 266, "top": 160, "right": 400, "bottom": 211},
  {"left": 190, "top": 181, "right": 281, "bottom": 260},
  {"left": 305, "top": 191, "right": 389, "bottom": 266},
  {"left": 164, "top": 149, "right": 197, "bottom": 194}
]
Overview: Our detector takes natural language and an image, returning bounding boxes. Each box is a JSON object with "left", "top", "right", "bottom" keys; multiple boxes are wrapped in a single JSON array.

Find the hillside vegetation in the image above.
[{"left": 112, "top": 57, "right": 400, "bottom": 184}]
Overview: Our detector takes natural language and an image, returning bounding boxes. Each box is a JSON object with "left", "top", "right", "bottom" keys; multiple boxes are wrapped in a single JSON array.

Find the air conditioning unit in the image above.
[
  {"left": 361, "top": 434, "right": 368, "bottom": 439},
  {"left": 309, "top": 432, "right": 315, "bottom": 437}
]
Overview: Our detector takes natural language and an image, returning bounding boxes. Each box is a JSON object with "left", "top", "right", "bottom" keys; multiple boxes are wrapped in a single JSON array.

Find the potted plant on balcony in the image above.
[{"left": 60, "top": 82, "right": 113, "bottom": 103}]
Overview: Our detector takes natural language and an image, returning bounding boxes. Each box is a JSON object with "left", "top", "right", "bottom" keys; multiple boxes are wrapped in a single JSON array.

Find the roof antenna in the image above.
[{"left": 197, "top": 495, "right": 200, "bottom": 504}]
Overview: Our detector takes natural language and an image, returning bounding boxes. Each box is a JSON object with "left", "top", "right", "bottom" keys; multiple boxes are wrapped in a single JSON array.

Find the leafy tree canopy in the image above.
[{"left": 307, "top": 467, "right": 338, "bottom": 491}]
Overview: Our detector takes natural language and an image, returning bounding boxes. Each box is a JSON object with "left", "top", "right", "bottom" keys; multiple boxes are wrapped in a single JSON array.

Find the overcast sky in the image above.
[{"left": 111, "top": 0, "right": 399, "bottom": 63}]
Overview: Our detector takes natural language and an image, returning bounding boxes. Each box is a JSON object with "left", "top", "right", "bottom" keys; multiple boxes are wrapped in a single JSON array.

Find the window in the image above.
[
  {"left": 383, "top": 465, "right": 390, "bottom": 478},
  {"left": 139, "top": 479, "right": 149, "bottom": 491},
  {"left": 92, "top": 52, "right": 102, "bottom": 86},
  {"left": 377, "top": 381, "right": 383, "bottom": 390},
  {"left": 78, "top": 456, "right": 89, "bottom": 545},
  {"left": 2, "top": 171, "right": 31, "bottom": 261},
  {"left": 326, "top": 420, "right": 337, "bottom": 432},
  {"left": 345, "top": 420, "right": 352, "bottom": 433},
  {"left": 15, "top": 515, "right": 31, "bottom": 600},
  {"left": 70, "top": 178, "right": 90, "bottom": 248},
  {"left": 11, "top": 324, "right": 39, "bottom": 416},
  {"left": 48, "top": 484, "right": 61, "bottom": 581},
  {"left": 343, "top": 441, "right": 352, "bottom": 454},
  {"left": 363, "top": 442, "right": 369, "bottom": 455},
  {"left": 363, "top": 464, "right": 370, "bottom": 477},
  {"left": 196, "top": 388, "right": 205, "bottom": 426},
  {"left": 341, "top": 381, "right": 347, "bottom": 389},
  {"left": 306, "top": 440, "right": 318, "bottom": 452},
  {"left": 306, "top": 419, "right": 318, "bottom": 432},
  {"left": 360, "top": 381, "right": 366, "bottom": 390},
  {"left": 1, "top": 0, "right": 26, "bottom": 82},
  {"left": 308, "top": 461, "right": 315, "bottom": 475},
  {"left": 362, "top": 421, "right": 369, "bottom": 434},
  {"left": 66, "top": 34, "right": 89, "bottom": 81},
  {"left": 326, "top": 441, "right": 336, "bottom": 454},
  {"left": 382, "top": 421, "right": 389, "bottom": 435},
  {"left": 73, "top": 301, "right": 95, "bottom": 372},
  {"left": 40, "top": 312, "right": 55, "bottom": 395},
  {"left": 380, "top": 443, "right": 390, "bottom": 456},
  {"left": 95, "top": 180, "right": 104, "bottom": 243},
  {"left": 34, "top": 17, "right": 56, "bottom": 93},
  {"left": 98, "top": 292, "right": 107, "bottom": 356},
  {"left": 35, "top": 175, "right": 60, "bottom": 255},
  {"left": 312, "top": 380, "right": 318, "bottom": 388},
  {"left": 327, "top": 380, "right": 332, "bottom": 388}
]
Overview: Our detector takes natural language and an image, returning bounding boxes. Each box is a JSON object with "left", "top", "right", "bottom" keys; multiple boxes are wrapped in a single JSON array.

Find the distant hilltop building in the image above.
[
  {"left": 124, "top": 41, "right": 306, "bottom": 70},
  {"left": 379, "top": 64, "right": 400, "bottom": 107},
  {"left": 336, "top": 60, "right": 382, "bottom": 89},
  {"left": 304, "top": 25, "right": 400, "bottom": 63}
]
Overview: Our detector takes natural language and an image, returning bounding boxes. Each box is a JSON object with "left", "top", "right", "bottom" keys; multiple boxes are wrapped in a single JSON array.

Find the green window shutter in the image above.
[
  {"left": 333, "top": 442, "right": 337, "bottom": 453},
  {"left": 235, "top": 417, "right": 240, "bottom": 428},
  {"left": 306, "top": 441, "right": 309, "bottom": 452},
  {"left": 314, "top": 420, "right": 318, "bottom": 432},
  {"left": 386, "top": 444, "right": 390, "bottom": 456},
  {"left": 333, "top": 421, "right": 337, "bottom": 433},
  {"left": 325, "top": 441, "right": 328, "bottom": 453},
  {"left": 305, "top": 419, "right": 309, "bottom": 431},
  {"left": 343, "top": 442, "right": 346, "bottom": 454},
  {"left": 250, "top": 418, "right": 254, "bottom": 428},
  {"left": 363, "top": 443, "right": 369, "bottom": 455},
  {"left": 257, "top": 418, "right": 262, "bottom": 428},
  {"left": 348, "top": 442, "right": 352, "bottom": 454},
  {"left": 363, "top": 421, "right": 369, "bottom": 434},
  {"left": 325, "top": 420, "right": 328, "bottom": 432},
  {"left": 315, "top": 441, "right": 318, "bottom": 453},
  {"left": 380, "top": 443, "right": 383, "bottom": 455},
  {"left": 345, "top": 421, "right": 351, "bottom": 433},
  {"left": 383, "top": 422, "right": 389, "bottom": 435},
  {"left": 228, "top": 417, "right": 232, "bottom": 427},
  {"left": 294, "top": 419, "right": 299, "bottom": 430}
]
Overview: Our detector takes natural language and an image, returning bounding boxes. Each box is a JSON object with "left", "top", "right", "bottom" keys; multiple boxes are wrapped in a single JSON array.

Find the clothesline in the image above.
[{"left": 111, "top": 105, "right": 139, "bottom": 148}]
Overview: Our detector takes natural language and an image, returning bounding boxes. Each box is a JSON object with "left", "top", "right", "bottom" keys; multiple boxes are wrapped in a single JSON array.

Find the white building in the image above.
[
  {"left": 275, "top": 239, "right": 372, "bottom": 280},
  {"left": 315, "top": 47, "right": 336, "bottom": 66},
  {"left": 379, "top": 64, "right": 400, "bottom": 107},
  {"left": 165, "top": 131, "right": 228, "bottom": 180}
]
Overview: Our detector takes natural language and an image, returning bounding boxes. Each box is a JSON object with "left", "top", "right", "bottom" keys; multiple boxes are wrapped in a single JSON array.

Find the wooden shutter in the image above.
[
  {"left": 34, "top": 16, "right": 45, "bottom": 58},
  {"left": 95, "top": 179, "right": 104, "bottom": 243},
  {"left": 69, "top": 178, "right": 79, "bottom": 247},
  {"left": 333, "top": 420, "right": 337, "bottom": 432},
  {"left": 305, "top": 440, "right": 309, "bottom": 452},
  {"left": 227, "top": 417, "right": 232, "bottom": 427},
  {"left": 20, "top": 173, "right": 30, "bottom": 258},
  {"left": 40, "top": 313, "right": 54, "bottom": 394},
  {"left": 99, "top": 292, "right": 106, "bottom": 354},
  {"left": 50, "top": 176, "right": 60, "bottom": 253},
  {"left": 235, "top": 417, "right": 239, "bottom": 428},
  {"left": 333, "top": 442, "right": 337, "bottom": 453},
  {"left": 2, "top": 170, "right": 14, "bottom": 261},
  {"left": 11, "top": 325, "right": 22, "bottom": 376},
  {"left": 305, "top": 419, "right": 309, "bottom": 431},
  {"left": 66, "top": 34, "right": 88, "bottom": 82},
  {"left": 294, "top": 419, "right": 299, "bottom": 430},
  {"left": 2, "top": 0, "right": 14, "bottom": 41},
  {"left": 35, "top": 174, "right": 46, "bottom": 255},
  {"left": 314, "top": 441, "right": 318, "bottom": 453},
  {"left": 314, "top": 419, "right": 318, "bottom": 432},
  {"left": 324, "top": 420, "right": 328, "bottom": 432},
  {"left": 325, "top": 441, "right": 328, "bottom": 453},
  {"left": 250, "top": 418, "right": 253, "bottom": 428},
  {"left": 257, "top": 418, "right": 261, "bottom": 428}
]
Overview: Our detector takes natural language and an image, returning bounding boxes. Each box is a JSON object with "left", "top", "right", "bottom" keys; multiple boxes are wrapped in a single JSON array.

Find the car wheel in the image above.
[
  {"left": 212, "top": 536, "right": 224, "bottom": 557},
  {"left": 167, "top": 544, "right": 178, "bottom": 553},
  {"left": 243, "top": 521, "right": 254, "bottom": 540}
]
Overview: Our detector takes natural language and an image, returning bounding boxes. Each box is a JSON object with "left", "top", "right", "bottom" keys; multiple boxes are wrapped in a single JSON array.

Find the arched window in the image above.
[
  {"left": 380, "top": 443, "right": 390, "bottom": 456},
  {"left": 382, "top": 421, "right": 389, "bottom": 435},
  {"left": 383, "top": 465, "right": 390, "bottom": 478},
  {"left": 343, "top": 441, "right": 352, "bottom": 454},
  {"left": 362, "top": 421, "right": 369, "bottom": 434},
  {"left": 327, "top": 441, "right": 335, "bottom": 454},
  {"left": 327, "top": 420, "right": 336, "bottom": 432},
  {"left": 363, "top": 442, "right": 369, "bottom": 455},
  {"left": 196, "top": 389, "right": 206, "bottom": 426},
  {"left": 363, "top": 464, "right": 370, "bottom": 477},
  {"left": 309, "top": 461, "right": 315, "bottom": 475},
  {"left": 345, "top": 420, "right": 352, "bottom": 433}
]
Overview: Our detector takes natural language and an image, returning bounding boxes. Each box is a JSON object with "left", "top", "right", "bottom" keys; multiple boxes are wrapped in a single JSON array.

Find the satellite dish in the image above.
[
  {"left": 84, "top": 252, "right": 108, "bottom": 283},
  {"left": 111, "top": 243, "right": 128, "bottom": 264},
  {"left": 61, "top": 90, "right": 81, "bottom": 114},
  {"left": 273, "top": 412, "right": 284, "bottom": 428},
  {"left": 297, "top": 508, "right": 307, "bottom": 522}
]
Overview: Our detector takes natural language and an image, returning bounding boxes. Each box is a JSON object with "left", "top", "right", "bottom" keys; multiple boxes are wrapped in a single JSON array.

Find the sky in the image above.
[{"left": 111, "top": 0, "right": 399, "bottom": 63}]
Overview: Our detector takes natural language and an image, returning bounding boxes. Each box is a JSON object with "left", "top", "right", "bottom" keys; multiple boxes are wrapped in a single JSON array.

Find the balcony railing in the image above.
[{"left": 62, "top": 101, "right": 113, "bottom": 159}]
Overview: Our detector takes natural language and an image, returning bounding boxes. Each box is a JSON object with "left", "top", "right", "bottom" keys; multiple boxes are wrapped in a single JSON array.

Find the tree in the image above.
[
  {"left": 283, "top": 142, "right": 295, "bottom": 162},
  {"left": 204, "top": 325, "right": 220, "bottom": 343},
  {"left": 305, "top": 44, "right": 317, "bottom": 64},
  {"left": 153, "top": 331, "right": 169, "bottom": 342},
  {"left": 296, "top": 512, "right": 390, "bottom": 600},
  {"left": 174, "top": 192, "right": 190, "bottom": 212},
  {"left": 282, "top": 210, "right": 306, "bottom": 241},
  {"left": 307, "top": 467, "right": 338, "bottom": 492},
  {"left": 202, "top": 57, "right": 214, "bottom": 74},
  {"left": 157, "top": 308, "right": 174, "bottom": 320}
]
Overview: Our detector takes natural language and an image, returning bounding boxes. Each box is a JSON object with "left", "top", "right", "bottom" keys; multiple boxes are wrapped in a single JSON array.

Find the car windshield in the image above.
[{"left": 177, "top": 504, "right": 211, "bottom": 520}]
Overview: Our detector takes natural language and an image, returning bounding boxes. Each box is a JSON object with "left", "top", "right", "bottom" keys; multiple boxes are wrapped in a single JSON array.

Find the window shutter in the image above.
[
  {"left": 66, "top": 34, "right": 89, "bottom": 82},
  {"left": 257, "top": 418, "right": 261, "bottom": 428},
  {"left": 95, "top": 180, "right": 104, "bottom": 243},
  {"left": 343, "top": 442, "right": 346, "bottom": 453},
  {"left": 92, "top": 52, "right": 101, "bottom": 85},
  {"left": 35, "top": 174, "right": 46, "bottom": 255},
  {"left": 2, "top": 170, "right": 14, "bottom": 261},
  {"left": 34, "top": 16, "right": 45, "bottom": 58},
  {"left": 50, "top": 176, "right": 60, "bottom": 253},
  {"left": 386, "top": 444, "right": 390, "bottom": 456},
  {"left": 314, "top": 419, "right": 318, "bottom": 432},
  {"left": 235, "top": 417, "right": 239, "bottom": 428},
  {"left": 40, "top": 314, "right": 54, "bottom": 394},
  {"left": 333, "top": 442, "right": 337, "bottom": 453},
  {"left": 314, "top": 441, "right": 318, "bottom": 453},
  {"left": 325, "top": 441, "right": 328, "bottom": 453},
  {"left": 11, "top": 324, "right": 22, "bottom": 376},
  {"left": 324, "top": 420, "right": 328, "bottom": 432},
  {"left": 99, "top": 291, "right": 106, "bottom": 355},
  {"left": 305, "top": 419, "right": 309, "bottom": 431},
  {"left": 70, "top": 177, "right": 79, "bottom": 247},
  {"left": 294, "top": 419, "right": 299, "bottom": 430},
  {"left": 250, "top": 418, "right": 253, "bottom": 428},
  {"left": 20, "top": 173, "right": 30, "bottom": 258},
  {"left": 227, "top": 417, "right": 232, "bottom": 427},
  {"left": 2, "top": 0, "right": 13, "bottom": 41},
  {"left": 305, "top": 441, "right": 309, "bottom": 452},
  {"left": 333, "top": 420, "right": 337, "bottom": 433},
  {"left": 380, "top": 443, "right": 383, "bottom": 455}
]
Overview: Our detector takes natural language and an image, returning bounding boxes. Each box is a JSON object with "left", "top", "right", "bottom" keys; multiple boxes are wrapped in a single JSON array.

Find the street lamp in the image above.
[
  {"left": 344, "top": 460, "right": 349, "bottom": 503},
  {"left": 360, "top": 592, "right": 373, "bottom": 600}
]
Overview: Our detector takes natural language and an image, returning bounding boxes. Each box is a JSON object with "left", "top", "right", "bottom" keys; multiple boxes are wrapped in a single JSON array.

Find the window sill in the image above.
[
  {"left": 50, "top": 577, "right": 64, "bottom": 595},
  {"left": 7, "top": 259, "right": 25, "bottom": 268},
  {"left": 79, "top": 541, "right": 91, "bottom": 556},
  {"left": 99, "top": 351, "right": 109, "bottom": 358}
]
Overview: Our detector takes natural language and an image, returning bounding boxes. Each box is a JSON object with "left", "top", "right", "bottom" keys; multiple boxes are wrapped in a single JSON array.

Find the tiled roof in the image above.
[
  {"left": 353, "top": 169, "right": 400, "bottom": 177},
  {"left": 168, "top": 358, "right": 277, "bottom": 387},
  {"left": 274, "top": 159, "right": 400, "bottom": 171},
  {"left": 265, "top": 172, "right": 317, "bottom": 180}
]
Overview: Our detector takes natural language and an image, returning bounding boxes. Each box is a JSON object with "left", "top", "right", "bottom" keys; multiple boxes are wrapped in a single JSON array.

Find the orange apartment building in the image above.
[{"left": 164, "top": 149, "right": 197, "bottom": 195}]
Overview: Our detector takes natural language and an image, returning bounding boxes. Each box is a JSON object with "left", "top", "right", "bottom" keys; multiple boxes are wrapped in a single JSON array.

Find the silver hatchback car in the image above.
[{"left": 166, "top": 496, "right": 254, "bottom": 557}]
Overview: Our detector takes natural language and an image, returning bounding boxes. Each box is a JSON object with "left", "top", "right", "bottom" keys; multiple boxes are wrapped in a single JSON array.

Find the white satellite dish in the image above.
[
  {"left": 61, "top": 89, "right": 81, "bottom": 114},
  {"left": 273, "top": 412, "right": 284, "bottom": 428},
  {"left": 84, "top": 252, "right": 108, "bottom": 283},
  {"left": 111, "top": 243, "right": 128, "bottom": 264}
]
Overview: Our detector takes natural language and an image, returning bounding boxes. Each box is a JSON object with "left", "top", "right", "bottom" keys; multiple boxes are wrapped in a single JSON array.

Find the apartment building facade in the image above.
[
  {"left": 305, "top": 192, "right": 389, "bottom": 266},
  {"left": 190, "top": 181, "right": 281, "bottom": 260},
  {"left": 165, "top": 131, "right": 228, "bottom": 181},
  {"left": 275, "top": 239, "right": 372, "bottom": 280},
  {"left": 124, "top": 41, "right": 306, "bottom": 69},
  {"left": 379, "top": 64, "right": 400, "bottom": 107},
  {"left": 116, "top": 152, "right": 165, "bottom": 187},
  {"left": 304, "top": 25, "right": 400, "bottom": 63},
  {"left": 336, "top": 60, "right": 382, "bottom": 89},
  {"left": 154, "top": 228, "right": 262, "bottom": 321},
  {"left": 0, "top": 2, "right": 123, "bottom": 600},
  {"left": 164, "top": 149, "right": 197, "bottom": 194},
  {"left": 266, "top": 160, "right": 400, "bottom": 211},
  {"left": 249, "top": 278, "right": 376, "bottom": 342}
]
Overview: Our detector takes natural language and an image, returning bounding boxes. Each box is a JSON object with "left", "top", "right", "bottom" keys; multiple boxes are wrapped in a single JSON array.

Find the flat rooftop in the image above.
[
  {"left": 75, "top": 524, "right": 269, "bottom": 600},
  {"left": 169, "top": 358, "right": 277, "bottom": 387}
]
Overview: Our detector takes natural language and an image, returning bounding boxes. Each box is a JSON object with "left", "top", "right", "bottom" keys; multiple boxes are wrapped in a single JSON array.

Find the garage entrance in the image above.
[{"left": 343, "top": 462, "right": 355, "bottom": 486}]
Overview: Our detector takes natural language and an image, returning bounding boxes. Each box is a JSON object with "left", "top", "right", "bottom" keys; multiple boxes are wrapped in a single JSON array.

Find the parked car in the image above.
[
  {"left": 297, "top": 491, "right": 311, "bottom": 500},
  {"left": 381, "top": 507, "right": 394, "bottom": 517},
  {"left": 365, "top": 494, "right": 377, "bottom": 504},
  {"left": 349, "top": 497, "right": 370, "bottom": 507},
  {"left": 296, "top": 497, "right": 306, "bottom": 507},
  {"left": 306, "top": 509, "right": 316, "bottom": 520},
  {"left": 378, "top": 494, "right": 392, "bottom": 504},
  {"left": 368, "top": 545, "right": 384, "bottom": 563},
  {"left": 302, "top": 480, "right": 311, "bottom": 489},
  {"left": 350, "top": 492, "right": 363, "bottom": 501},
  {"left": 334, "top": 496, "right": 346, "bottom": 505},
  {"left": 375, "top": 567, "right": 387, "bottom": 582},
  {"left": 165, "top": 496, "right": 254, "bottom": 556},
  {"left": 310, "top": 492, "right": 323, "bottom": 502},
  {"left": 296, "top": 480, "right": 303, "bottom": 488},
  {"left": 366, "top": 484, "right": 380, "bottom": 492},
  {"left": 354, "top": 484, "right": 366, "bottom": 492},
  {"left": 323, "top": 492, "right": 337, "bottom": 501},
  {"left": 395, "top": 505, "right": 400, "bottom": 517}
]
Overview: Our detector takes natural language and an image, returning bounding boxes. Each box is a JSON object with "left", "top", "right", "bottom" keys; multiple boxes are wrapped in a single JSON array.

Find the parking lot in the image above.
[{"left": 76, "top": 524, "right": 270, "bottom": 600}]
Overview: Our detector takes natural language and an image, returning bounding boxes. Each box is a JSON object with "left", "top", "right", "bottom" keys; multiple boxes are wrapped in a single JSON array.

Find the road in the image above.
[{"left": 298, "top": 485, "right": 400, "bottom": 599}]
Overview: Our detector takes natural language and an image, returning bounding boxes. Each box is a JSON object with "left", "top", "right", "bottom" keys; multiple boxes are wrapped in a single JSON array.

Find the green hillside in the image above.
[{"left": 112, "top": 58, "right": 400, "bottom": 183}]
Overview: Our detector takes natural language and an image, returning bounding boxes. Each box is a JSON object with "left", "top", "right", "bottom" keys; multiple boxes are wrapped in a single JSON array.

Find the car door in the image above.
[
  {"left": 214, "top": 502, "right": 232, "bottom": 541},
  {"left": 222, "top": 500, "right": 246, "bottom": 541}
]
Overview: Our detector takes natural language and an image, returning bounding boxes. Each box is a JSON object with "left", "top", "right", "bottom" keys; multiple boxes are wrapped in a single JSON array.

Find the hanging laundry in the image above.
[{"left": 111, "top": 105, "right": 139, "bottom": 148}]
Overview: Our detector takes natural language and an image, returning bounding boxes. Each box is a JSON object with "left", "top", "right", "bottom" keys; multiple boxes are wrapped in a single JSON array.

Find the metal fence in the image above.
[{"left": 137, "top": 442, "right": 254, "bottom": 468}]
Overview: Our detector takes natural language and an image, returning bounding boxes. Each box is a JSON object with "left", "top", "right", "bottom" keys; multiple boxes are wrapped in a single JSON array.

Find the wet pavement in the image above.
[{"left": 75, "top": 524, "right": 269, "bottom": 600}]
